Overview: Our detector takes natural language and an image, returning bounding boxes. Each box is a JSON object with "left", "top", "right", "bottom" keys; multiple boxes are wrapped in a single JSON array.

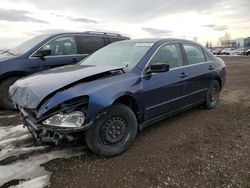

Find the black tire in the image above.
[
  {"left": 204, "top": 80, "right": 221, "bottom": 109},
  {"left": 0, "top": 77, "right": 20, "bottom": 110},
  {"left": 85, "top": 104, "right": 138, "bottom": 157}
]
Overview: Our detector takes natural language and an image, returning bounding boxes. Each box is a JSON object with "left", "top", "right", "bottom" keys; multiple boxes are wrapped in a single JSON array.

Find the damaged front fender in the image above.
[{"left": 36, "top": 72, "right": 142, "bottom": 121}]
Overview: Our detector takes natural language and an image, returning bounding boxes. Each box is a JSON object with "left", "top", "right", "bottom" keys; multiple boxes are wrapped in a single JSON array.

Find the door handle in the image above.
[
  {"left": 180, "top": 72, "right": 188, "bottom": 78},
  {"left": 71, "top": 58, "right": 78, "bottom": 63},
  {"left": 208, "top": 65, "right": 214, "bottom": 70}
]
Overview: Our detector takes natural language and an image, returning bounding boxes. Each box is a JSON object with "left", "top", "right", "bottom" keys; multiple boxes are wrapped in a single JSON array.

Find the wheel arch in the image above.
[
  {"left": 0, "top": 71, "right": 28, "bottom": 83},
  {"left": 214, "top": 77, "right": 222, "bottom": 90},
  {"left": 113, "top": 95, "right": 139, "bottom": 120}
]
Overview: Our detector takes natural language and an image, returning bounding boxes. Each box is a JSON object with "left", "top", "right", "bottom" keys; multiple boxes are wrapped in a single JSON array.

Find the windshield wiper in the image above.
[{"left": 2, "top": 50, "right": 15, "bottom": 56}]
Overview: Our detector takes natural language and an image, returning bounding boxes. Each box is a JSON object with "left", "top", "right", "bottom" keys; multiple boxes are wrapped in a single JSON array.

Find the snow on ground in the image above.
[
  {"left": 11, "top": 175, "right": 50, "bottom": 188},
  {"left": 0, "top": 123, "right": 85, "bottom": 187},
  {"left": 0, "top": 124, "right": 30, "bottom": 144},
  {"left": 0, "top": 115, "right": 19, "bottom": 119},
  {"left": 0, "top": 148, "right": 83, "bottom": 187}
]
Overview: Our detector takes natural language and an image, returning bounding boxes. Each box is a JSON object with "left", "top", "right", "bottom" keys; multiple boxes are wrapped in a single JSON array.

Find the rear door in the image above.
[
  {"left": 29, "top": 35, "right": 86, "bottom": 71},
  {"left": 77, "top": 35, "right": 106, "bottom": 55},
  {"left": 181, "top": 43, "right": 214, "bottom": 105},
  {"left": 142, "top": 43, "right": 189, "bottom": 120}
]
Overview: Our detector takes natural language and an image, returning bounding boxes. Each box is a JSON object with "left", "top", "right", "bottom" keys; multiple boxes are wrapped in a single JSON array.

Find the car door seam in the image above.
[{"left": 145, "top": 88, "right": 207, "bottom": 111}]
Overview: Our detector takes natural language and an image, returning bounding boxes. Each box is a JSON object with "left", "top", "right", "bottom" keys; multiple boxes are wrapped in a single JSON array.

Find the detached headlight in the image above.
[{"left": 42, "top": 111, "right": 85, "bottom": 128}]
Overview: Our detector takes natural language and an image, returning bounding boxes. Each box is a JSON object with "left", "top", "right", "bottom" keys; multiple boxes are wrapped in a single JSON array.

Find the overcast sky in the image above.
[{"left": 0, "top": 0, "right": 249, "bottom": 49}]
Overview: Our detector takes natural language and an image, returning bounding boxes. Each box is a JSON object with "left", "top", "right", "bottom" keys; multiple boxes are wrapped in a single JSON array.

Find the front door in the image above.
[
  {"left": 142, "top": 43, "right": 188, "bottom": 120},
  {"left": 29, "top": 36, "right": 87, "bottom": 71}
]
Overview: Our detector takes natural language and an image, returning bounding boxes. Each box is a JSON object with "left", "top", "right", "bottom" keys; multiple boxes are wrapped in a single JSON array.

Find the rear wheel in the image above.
[
  {"left": 203, "top": 80, "right": 220, "bottom": 109},
  {"left": 0, "top": 77, "right": 20, "bottom": 110},
  {"left": 85, "top": 104, "right": 138, "bottom": 156}
]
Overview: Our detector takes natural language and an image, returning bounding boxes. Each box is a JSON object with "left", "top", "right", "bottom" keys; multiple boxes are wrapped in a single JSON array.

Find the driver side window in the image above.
[
  {"left": 150, "top": 43, "right": 183, "bottom": 69},
  {"left": 39, "top": 36, "right": 77, "bottom": 56}
]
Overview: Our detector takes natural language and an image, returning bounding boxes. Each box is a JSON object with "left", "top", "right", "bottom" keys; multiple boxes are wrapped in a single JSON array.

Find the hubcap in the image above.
[
  {"left": 210, "top": 85, "right": 219, "bottom": 102},
  {"left": 100, "top": 116, "right": 128, "bottom": 145}
]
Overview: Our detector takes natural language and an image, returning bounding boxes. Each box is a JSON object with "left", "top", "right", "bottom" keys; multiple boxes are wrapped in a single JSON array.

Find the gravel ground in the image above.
[{"left": 0, "top": 56, "right": 249, "bottom": 188}]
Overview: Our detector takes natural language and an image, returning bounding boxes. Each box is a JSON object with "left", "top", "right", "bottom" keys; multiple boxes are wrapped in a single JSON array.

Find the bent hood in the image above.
[{"left": 9, "top": 64, "right": 123, "bottom": 109}]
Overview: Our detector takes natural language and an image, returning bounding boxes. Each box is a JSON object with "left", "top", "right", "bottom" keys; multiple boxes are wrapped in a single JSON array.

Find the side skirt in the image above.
[{"left": 139, "top": 100, "right": 204, "bottom": 131}]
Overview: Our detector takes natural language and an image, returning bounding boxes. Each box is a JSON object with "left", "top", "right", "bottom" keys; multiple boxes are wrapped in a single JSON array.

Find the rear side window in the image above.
[
  {"left": 150, "top": 43, "right": 183, "bottom": 69},
  {"left": 78, "top": 36, "right": 106, "bottom": 54},
  {"left": 40, "top": 36, "right": 77, "bottom": 56},
  {"left": 183, "top": 44, "right": 206, "bottom": 64},
  {"left": 108, "top": 37, "right": 124, "bottom": 44}
]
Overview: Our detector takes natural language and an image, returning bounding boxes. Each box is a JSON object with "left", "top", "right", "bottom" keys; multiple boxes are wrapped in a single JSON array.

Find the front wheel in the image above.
[
  {"left": 203, "top": 80, "right": 221, "bottom": 109},
  {"left": 85, "top": 104, "right": 138, "bottom": 157}
]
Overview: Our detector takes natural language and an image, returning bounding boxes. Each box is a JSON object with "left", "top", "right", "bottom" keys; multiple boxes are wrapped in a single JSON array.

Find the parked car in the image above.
[
  {"left": 221, "top": 48, "right": 236, "bottom": 55},
  {"left": 245, "top": 49, "right": 250, "bottom": 56},
  {"left": 0, "top": 31, "right": 129, "bottom": 110},
  {"left": 207, "top": 48, "right": 213, "bottom": 52},
  {"left": 212, "top": 48, "right": 223, "bottom": 55},
  {"left": 10, "top": 39, "right": 226, "bottom": 156},
  {"left": 230, "top": 48, "right": 247, "bottom": 55}
]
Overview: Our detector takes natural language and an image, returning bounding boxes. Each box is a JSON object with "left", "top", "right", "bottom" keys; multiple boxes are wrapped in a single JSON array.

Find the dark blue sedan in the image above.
[{"left": 10, "top": 39, "right": 226, "bottom": 156}]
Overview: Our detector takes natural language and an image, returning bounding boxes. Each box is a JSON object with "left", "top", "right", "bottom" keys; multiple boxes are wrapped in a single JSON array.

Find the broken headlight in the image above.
[{"left": 42, "top": 111, "right": 85, "bottom": 128}]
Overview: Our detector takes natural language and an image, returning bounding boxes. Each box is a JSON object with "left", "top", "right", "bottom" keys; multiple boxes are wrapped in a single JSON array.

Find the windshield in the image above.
[
  {"left": 5, "top": 35, "right": 50, "bottom": 56},
  {"left": 79, "top": 42, "right": 153, "bottom": 71}
]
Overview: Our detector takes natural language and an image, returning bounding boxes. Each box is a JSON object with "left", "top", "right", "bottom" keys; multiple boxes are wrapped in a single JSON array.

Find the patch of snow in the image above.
[
  {"left": 0, "top": 123, "right": 85, "bottom": 188},
  {"left": 0, "top": 145, "right": 48, "bottom": 161},
  {"left": 0, "top": 114, "right": 19, "bottom": 119},
  {"left": 0, "top": 124, "right": 29, "bottom": 141},
  {"left": 11, "top": 175, "right": 50, "bottom": 188},
  {"left": 0, "top": 148, "right": 84, "bottom": 187},
  {"left": 0, "top": 124, "right": 47, "bottom": 161},
  {"left": 0, "top": 134, "right": 32, "bottom": 149}
]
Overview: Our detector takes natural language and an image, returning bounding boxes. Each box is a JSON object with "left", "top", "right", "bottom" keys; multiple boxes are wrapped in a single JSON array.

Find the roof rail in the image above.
[{"left": 83, "top": 31, "right": 122, "bottom": 37}]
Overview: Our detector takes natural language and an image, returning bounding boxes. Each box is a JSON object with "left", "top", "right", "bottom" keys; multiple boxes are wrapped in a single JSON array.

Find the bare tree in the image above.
[{"left": 206, "top": 41, "right": 209, "bottom": 48}]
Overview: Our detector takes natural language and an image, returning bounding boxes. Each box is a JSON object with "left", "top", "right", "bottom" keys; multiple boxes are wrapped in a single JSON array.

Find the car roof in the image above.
[
  {"left": 47, "top": 31, "right": 129, "bottom": 39},
  {"left": 117, "top": 38, "right": 200, "bottom": 44}
]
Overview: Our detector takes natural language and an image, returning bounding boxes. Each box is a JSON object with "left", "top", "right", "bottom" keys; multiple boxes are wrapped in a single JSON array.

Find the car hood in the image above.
[
  {"left": 9, "top": 64, "right": 124, "bottom": 109},
  {"left": 0, "top": 54, "right": 15, "bottom": 61}
]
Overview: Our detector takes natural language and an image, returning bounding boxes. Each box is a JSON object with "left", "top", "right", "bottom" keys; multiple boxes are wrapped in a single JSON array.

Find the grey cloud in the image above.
[
  {"left": 53, "top": 13, "right": 98, "bottom": 23},
  {"left": 21, "top": 29, "right": 75, "bottom": 38},
  {"left": 0, "top": 9, "right": 47, "bottom": 23},
  {"left": 51, "top": 13, "right": 63, "bottom": 17},
  {"left": 3, "top": 0, "right": 250, "bottom": 24},
  {"left": 9, "top": 0, "right": 227, "bottom": 22},
  {"left": 202, "top": 24, "right": 216, "bottom": 28},
  {"left": 35, "top": 29, "right": 74, "bottom": 34},
  {"left": 214, "top": 25, "right": 228, "bottom": 31},
  {"left": 142, "top": 28, "right": 173, "bottom": 37},
  {"left": 67, "top": 16, "right": 98, "bottom": 24},
  {"left": 203, "top": 24, "right": 228, "bottom": 31}
]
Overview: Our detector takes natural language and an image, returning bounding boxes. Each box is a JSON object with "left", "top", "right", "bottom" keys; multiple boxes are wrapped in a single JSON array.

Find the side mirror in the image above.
[
  {"left": 146, "top": 63, "right": 170, "bottom": 74},
  {"left": 35, "top": 49, "right": 51, "bottom": 58}
]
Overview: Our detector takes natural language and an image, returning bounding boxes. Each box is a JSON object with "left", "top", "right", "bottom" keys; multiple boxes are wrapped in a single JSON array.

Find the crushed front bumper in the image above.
[{"left": 20, "top": 108, "right": 94, "bottom": 145}]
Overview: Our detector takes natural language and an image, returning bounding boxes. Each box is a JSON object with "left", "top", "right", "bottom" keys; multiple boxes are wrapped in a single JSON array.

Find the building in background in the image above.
[
  {"left": 218, "top": 33, "right": 236, "bottom": 47},
  {"left": 235, "top": 38, "right": 244, "bottom": 47},
  {"left": 244, "top": 37, "right": 250, "bottom": 47},
  {"left": 217, "top": 33, "right": 250, "bottom": 48},
  {"left": 220, "top": 40, "right": 236, "bottom": 48}
]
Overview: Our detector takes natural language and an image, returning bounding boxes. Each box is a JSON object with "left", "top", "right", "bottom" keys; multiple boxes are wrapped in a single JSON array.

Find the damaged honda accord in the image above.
[{"left": 9, "top": 39, "right": 226, "bottom": 156}]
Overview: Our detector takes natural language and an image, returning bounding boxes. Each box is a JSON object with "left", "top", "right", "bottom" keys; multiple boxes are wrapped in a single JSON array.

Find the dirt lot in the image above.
[{"left": 0, "top": 56, "right": 249, "bottom": 188}]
